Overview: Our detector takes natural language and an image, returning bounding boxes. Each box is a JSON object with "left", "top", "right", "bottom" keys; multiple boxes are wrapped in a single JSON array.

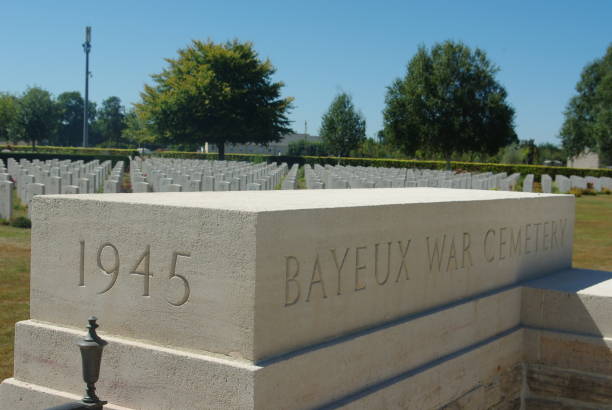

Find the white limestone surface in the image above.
[{"left": 29, "top": 188, "right": 574, "bottom": 361}]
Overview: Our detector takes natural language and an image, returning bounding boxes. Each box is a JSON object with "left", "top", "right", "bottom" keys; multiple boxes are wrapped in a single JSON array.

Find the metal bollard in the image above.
[{"left": 45, "top": 316, "right": 108, "bottom": 410}]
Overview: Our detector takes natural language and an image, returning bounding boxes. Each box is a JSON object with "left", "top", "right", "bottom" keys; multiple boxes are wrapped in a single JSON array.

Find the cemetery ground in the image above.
[{"left": 0, "top": 194, "right": 611, "bottom": 383}]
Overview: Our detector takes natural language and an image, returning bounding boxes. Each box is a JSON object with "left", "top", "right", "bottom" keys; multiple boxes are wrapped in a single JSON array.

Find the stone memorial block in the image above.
[
  {"left": 24, "top": 189, "right": 572, "bottom": 358},
  {"left": 0, "top": 180, "right": 13, "bottom": 220},
  {"left": 167, "top": 183, "right": 182, "bottom": 192},
  {"left": 0, "top": 189, "right": 583, "bottom": 409}
]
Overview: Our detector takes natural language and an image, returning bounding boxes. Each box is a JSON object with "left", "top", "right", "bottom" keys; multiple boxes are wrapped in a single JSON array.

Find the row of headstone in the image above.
[
  {"left": 281, "top": 164, "right": 299, "bottom": 190},
  {"left": 103, "top": 161, "right": 125, "bottom": 193},
  {"left": 304, "top": 164, "right": 325, "bottom": 189},
  {"left": 520, "top": 174, "right": 612, "bottom": 194},
  {"left": 303, "top": 164, "right": 515, "bottom": 191},
  {"left": 130, "top": 158, "right": 289, "bottom": 193},
  {"left": 3, "top": 157, "right": 119, "bottom": 216},
  {"left": 0, "top": 159, "right": 12, "bottom": 220},
  {"left": 302, "top": 165, "right": 612, "bottom": 194}
]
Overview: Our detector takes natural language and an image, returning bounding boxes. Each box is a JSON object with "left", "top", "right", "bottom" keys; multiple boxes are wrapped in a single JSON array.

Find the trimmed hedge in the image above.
[
  {"left": 154, "top": 151, "right": 612, "bottom": 178},
  {"left": 0, "top": 145, "right": 138, "bottom": 156}
]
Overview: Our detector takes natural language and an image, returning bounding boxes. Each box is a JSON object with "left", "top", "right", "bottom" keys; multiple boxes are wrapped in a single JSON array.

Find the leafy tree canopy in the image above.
[
  {"left": 137, "top": 39, "right": 293, "bottom": 158},
  {"left": 287, "top": 139, "right": 330, "bottom": 156},
  {"left": 55, "top": 91, "right": 87, "bottom": 147},
  {"left": 383, "top": 40, "right": 517, "bottom": 162},
  {"left": 560, "top": 44, "right": 612, "bottom": 165},
  {"left": 0, "top": 93, "right": 19, "bottom": 142},
  {"left": 92, "top": 96, "right": 126, "bottom": 147},
  {"left": 122, "top": 109, "right": 156, "bottom": 148},
  {"left": 17, "top": 87, "right": 58, "bottom": 149},
  {"left": 320, "top": 92, "right": 366, "bottom": 157}
]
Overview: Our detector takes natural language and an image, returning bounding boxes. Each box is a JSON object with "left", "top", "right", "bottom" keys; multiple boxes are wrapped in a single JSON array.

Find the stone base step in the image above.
[{"left": 0, "top": 378, "right": 130, "bottom": 410}]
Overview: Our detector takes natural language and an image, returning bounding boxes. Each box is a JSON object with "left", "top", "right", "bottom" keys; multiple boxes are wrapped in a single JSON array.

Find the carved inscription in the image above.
[
  {"left": 284, "top": 218, "right": 568, "bottom": 306},
  {"left": 78, "top": 241, "right": 191, "bottom": 306},
  {"left": 285, "top": 240, "right": 412, "bottom": 306}
]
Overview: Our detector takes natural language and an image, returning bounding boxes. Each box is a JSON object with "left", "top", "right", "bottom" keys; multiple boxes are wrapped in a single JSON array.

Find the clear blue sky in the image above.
[{"left": 1, "top": 0, "right": 610, "bottom": 144}]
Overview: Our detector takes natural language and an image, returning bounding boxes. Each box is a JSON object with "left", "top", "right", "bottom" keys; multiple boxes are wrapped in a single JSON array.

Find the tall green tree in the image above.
[
  {"left": 137, "top": 39, "right": 293, "bottom": 159},
  {"left": 122, "top": 109, "right": 155, "bottom": 148},
  {"left": 55, "top": 91, "right": 84, "bottom": 146},
  {"left": 93, "top": 96, "right": 126, "bottom": 147},
  {"left": 383, "top": 41, "right": 517, "bottom": 163},
  {"left": 0, "top": 93, "right": 19, "bottom": 142},
  {"left": 320, "top": 92, "right": 366, "bottom": 157},
  {"left": 560, "top": 44, "right": 612, "bottom": 165},
  {"left": 16, "top": 87, "right": 58, "bottom": 150}
]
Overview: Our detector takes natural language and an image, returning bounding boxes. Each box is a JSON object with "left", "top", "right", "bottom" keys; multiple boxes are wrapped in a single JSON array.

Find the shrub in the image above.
[
  {"left": 602, "top": 188, "right": 611, "bottom": 195},
  {"left": 0, "top": 218, "right": 9, "bottom": 225},
  {"left": 533, "top": 182, "right": 542, "bottom": 193},
  {"left": 583, "top": 188, "right": 597, "bottom": 195},
  {"left": 569, "top": 188, "right": 583, "bottom": 197},
  {"left": 10, "top": 216, "right": 31, "bottom": 228}
]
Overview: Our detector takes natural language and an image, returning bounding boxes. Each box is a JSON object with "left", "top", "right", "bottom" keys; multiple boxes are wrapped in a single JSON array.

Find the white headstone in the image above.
[
  {"left": 48, "top": 176, "right": 62, "bottom": 195},
  {"left": 133, "top": 182, "right": 151, "bottom": 193},
  {"left": 0, "top": 180, "right": 13, "bottom": 220},
  {"left": 522, "top": 174, "right": 534, "bottom": 192},
  {"left": 61, "top": 185, "right": 80, "bottom": 195},
  {"left": 104, "top": 180, "right": 121, "bottom": 194},
  {"left": 541, "top": 174, "right": 552, "bottom": 193},
  {"left": 78, "top": 178, "right": 90, "bottom": 195}
]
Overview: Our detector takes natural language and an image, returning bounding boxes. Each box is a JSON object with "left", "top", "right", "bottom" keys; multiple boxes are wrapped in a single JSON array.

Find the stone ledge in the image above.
[
  {"left": 13, "top": 284, "right": 523, "bottom": 409},
  {"left": 525, "top": 363, "right": 612, "bottom": 407},
  {"left": 0, "top": 378, "right": 130, "bottom": 410},
  {"left": 522, "top": 268, "right": 612, "bottom": 338}
]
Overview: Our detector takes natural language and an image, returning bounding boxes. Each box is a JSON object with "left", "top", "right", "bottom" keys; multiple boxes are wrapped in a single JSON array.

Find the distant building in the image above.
[
  {"left": 204, "top": 133, "right": 322, "bottom": 155},
  {"left": 567, "top": 149, "right": 600, "bottom": 169}
]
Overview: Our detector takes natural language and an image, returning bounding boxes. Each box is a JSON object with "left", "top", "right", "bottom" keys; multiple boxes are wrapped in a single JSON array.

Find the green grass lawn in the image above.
[
  {"left": 573, "top": 194, "right": 612, "bottom": 271},
  {"left": 0, "top": 194, "right": 611, "bottom": 381},
  {"left": 0, "top": 201, "right": 30, "bottom": 379}
]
